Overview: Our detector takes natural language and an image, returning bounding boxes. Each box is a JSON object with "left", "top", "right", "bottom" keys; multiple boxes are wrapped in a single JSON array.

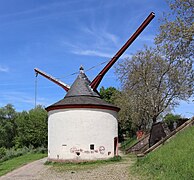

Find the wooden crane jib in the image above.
[
  {"left": 34, "top": 68, "right": 70, "bottom": 92},
  {"left": 90, "top": 12, "right": 155, "bottom": 91}
]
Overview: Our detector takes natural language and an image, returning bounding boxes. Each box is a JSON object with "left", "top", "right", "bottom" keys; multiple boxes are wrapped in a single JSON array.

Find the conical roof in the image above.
[
  {"left": 46, "top": 67, "right": 120, "bottom": 112},
  {"left": 65, "top": 68, "right": 99, "bottom": 97}
]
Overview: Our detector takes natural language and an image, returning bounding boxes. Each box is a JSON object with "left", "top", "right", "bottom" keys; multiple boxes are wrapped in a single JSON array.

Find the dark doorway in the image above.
[{"left": 114, "top": 137, "right": 118, "bottom": 156}]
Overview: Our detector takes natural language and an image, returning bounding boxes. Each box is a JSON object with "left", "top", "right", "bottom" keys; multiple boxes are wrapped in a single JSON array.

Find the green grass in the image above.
[
  {"left": 0, "top": 153, "right": 47, "bottom": 176},
  {"left": 121, "top": 137, "right": 138, "bottom": 151},
  {"left": 132, "top": 126, "right": 194, "bottom": 180},
  {"left": 45, "top": 156, "right": 122, "bottom": 172}
]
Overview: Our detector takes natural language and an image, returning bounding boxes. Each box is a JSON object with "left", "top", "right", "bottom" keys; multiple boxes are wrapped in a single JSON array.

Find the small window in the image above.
[{"left": 90, "top": 144, "right": 94, "bottom": 150}]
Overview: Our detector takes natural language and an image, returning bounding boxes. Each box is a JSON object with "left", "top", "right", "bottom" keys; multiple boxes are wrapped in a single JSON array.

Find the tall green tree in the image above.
[
  {"left": 15, "top": 105, "right": 48, "bottom": 148},
  {"left": 114, "top": 91, "right": 136, "bottom": 138},
  {"left": 164, "top": 113, "right": 181, "bottom": 127},
  {"left": 156, "top": 0, "right": 193, "bottom": 62},
  {"left": 99, "top": 86, "right": 118, "bottom": 104},
  {"left": 99, "top": 87, "right": 134, "bottom": 139},
  {"left": 116, "top": 46, "right": 193, "bottom": 126},
  {"left": 0, "top": 104, "right": 17, "bottom": 148}
]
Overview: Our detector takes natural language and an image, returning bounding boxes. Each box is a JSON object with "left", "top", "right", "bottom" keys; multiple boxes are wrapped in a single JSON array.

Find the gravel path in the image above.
[{"left": 0, "top": 155, "right": 139, "bottom": 180}]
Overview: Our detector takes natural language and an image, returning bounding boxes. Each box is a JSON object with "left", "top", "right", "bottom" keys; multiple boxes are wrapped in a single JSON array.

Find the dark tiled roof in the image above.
[
  {"left": 65, "top": 71, "right": 99, "bottom": 97},
  {"left": 46, "top": 96, "right": 119, "bottom": 109},
  {"left": 46, "top": 68, "right": 119, "bottom": 112}
]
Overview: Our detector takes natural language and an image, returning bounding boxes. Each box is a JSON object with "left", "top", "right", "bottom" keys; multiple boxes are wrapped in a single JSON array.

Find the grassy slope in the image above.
[
  {"left": 0, "top": 153, "right": 47, "bottom": 176},
  {"left": 132, "top": 126, "right": 194, "bottom": 180},
  {"left": 121, "top": 137, "right": 138, "bottom": 151}
]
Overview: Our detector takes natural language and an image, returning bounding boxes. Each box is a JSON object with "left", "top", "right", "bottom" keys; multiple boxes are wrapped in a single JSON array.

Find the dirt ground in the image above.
[{"left": 0, "top": 155, "right": 139, "bottom": 180}]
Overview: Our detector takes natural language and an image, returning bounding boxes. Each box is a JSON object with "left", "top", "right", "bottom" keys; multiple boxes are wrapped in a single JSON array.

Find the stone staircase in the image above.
[{"left": 125, "top": 117, "right": 194, "bottom": 157}]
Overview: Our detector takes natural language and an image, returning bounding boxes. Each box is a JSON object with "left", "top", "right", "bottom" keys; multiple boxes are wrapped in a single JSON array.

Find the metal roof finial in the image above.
[{"left": 80, "top": 65, "right": 84, "bottom": 73}]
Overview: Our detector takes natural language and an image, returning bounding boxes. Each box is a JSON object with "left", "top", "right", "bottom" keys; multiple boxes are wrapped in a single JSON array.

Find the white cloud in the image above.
[
  {"left": 62, "top": 25, "right": 121, "bottom": 59},
  {"left": 1, "top": 91, "right": 49, "bottom": 108},
  {"left": 72, "top": 49, "right": 113, "bottom": 58},
  {"left": 0, "top": 65, "right": 9, "bottom": 72},
  {"left": 81, "top": 26, "right": 119, "bottom": 47},
  {"left": 63, "top": 37, "right": 133, "bottom": 59},
  {"left": 0, "top": 1, "right": 74, "bottom": 18},
  {"left": 61, "top": 16, "right": 137, "bottom": 60},
  {"left": 72, "top": 48, "right": 132, "bottom": 59}
]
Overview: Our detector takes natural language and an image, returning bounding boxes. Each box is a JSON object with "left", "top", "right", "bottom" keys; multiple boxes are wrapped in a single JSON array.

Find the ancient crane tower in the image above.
[{"left": 35, "top": 12, "right": 155, "bottom": 162}]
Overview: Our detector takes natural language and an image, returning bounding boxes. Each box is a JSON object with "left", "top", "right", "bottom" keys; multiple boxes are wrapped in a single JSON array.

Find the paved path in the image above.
[
  {"left": 0, "top": 158, "right": 49, "bottom": 180},
  {"left": 0, "top": 155, "right": 139, "bottom": 180}
]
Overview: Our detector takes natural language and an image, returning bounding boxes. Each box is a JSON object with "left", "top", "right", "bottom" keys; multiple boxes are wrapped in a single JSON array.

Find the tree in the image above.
[
  {"left": 156, "top": 0, "right": 193, "bottom": 60},
  {"left": 114, "top": 91, "right": 137, "bottom": 138},
  {"left": 0, "top": 104, "right": 17, "bottom": 148},
  {"left": 99, "top": 86, "right": 118, "bottom": 104},
  {"left": 99, "top": 86, "right": 131, "bottom": 139},
  {"left": 115, "top": 0, "right": 194, "bottom": 130},
  {"left": 0, "top": 104, "right": 48, "bottom": 149},
  {"left": 164, "top": 113, "right": 181, "bottom": 130},
  {"left": 164, "top": 113, "right": 189, "bottom": 131},
  {"left": 15, "top": 105, "right": 48, "bottom": 148},
  {"left": 116, "top": 47, "right": 194, "bottom": 126}
]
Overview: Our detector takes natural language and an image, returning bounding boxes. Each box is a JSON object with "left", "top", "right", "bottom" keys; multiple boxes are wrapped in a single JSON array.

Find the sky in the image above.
[{"left": 0, "top": 0, "right": 193, "bottom": 118}]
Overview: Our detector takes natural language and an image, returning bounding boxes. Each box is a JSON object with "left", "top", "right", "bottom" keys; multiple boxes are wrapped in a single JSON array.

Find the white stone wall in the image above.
[{"left": 48, "top": 108, "right": 118, "bottom": 161}]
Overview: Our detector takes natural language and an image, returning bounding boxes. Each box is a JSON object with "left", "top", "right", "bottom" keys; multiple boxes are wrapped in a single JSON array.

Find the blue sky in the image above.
[{"left": 0, "top": 0, "right": 193, "bottom": 117}]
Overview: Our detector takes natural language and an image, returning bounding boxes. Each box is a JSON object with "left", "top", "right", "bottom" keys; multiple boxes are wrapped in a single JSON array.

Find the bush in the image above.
[
  {"left": 1, "top": 147, "right": 27, "bottom": 161},
  {"left": 0, "top": 146, "right": 47, "bottom": 162},
  {"left": 0, "top": 147, "right": 6, "bottom": 159},
  {"left": 164, "top": 113, "right": 189, "bottom": 131},
  {"left": 108, "top": 155, "right": 122, "bottom": 162},
  {"left": 33, "top": 146, "right": 47, "bottom": 154}
]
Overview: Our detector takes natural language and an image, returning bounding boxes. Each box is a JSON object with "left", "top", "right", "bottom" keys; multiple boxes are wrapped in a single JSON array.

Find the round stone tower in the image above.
[{"left": 46, "top": 67, "right": 119, "bottom": 162}]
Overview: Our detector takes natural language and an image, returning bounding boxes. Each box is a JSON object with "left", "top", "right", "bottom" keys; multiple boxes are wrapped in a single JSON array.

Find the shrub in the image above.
[
  {"left": 0, "top": 147, "right": 6, "bottom": 159},
  {"left": 108, "top": 155, "right": 122, "bottom": 162},
  {"left": 0, "top": 146, "right": 47, "bottom": 162},
  {"left": 33, "top": 146, "right": 47, "bottom": 154}
]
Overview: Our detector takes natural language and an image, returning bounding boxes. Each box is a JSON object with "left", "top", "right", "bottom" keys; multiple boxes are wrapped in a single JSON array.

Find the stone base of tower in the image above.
[
  {"left": 47, "top": 155, "right": 118, "bottom": 163},
  {"left": 47, "top": 108, "right": 119, "bottom": 162},
  {"left": 47, "top": 144, "right": 118, "bottom": 162}
]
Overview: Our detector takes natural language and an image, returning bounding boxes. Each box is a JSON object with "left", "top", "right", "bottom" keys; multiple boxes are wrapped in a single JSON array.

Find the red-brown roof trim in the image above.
[{"left": 46, "top": 104, "right": 120, "bottom": 112}]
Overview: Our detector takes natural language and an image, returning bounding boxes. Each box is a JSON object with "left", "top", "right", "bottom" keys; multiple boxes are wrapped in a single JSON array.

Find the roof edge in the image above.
[{"left": 46, "top": 104, "right": 120, "bottom": 112}]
